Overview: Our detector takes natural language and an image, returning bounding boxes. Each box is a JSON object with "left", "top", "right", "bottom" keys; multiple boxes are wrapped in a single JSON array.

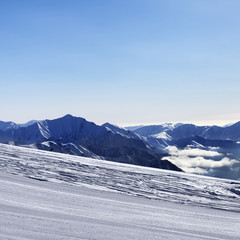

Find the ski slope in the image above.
[{"left": 0, "top": 143, "right": 240, "bottom": 239}]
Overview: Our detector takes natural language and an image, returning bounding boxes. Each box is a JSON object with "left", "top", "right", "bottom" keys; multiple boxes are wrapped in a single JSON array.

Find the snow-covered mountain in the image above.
[
  {"left": 102, "top": 122, "right": 142, "bottom": 139},
  {"left": 203, "top": 121, "right": 240, "bottom": 141},
  {"left": 19, "top": 120, "right": 37, "bottom": 128},
  {"left": 127, "top": 123, "right": 181, "bottom": 139},
  {"left": 0, "top": 115, "right": 180, "bottom": 171},
  {"left": 0, "top": 119, "right": 37, "bottom": 131},
  {"left": 128, "top": 122, "right": 240, "bottom": 141},
  {"left": 1, "top": 115, "right": 240, "bottom": 179},
  {"left": 0, "top": 120, "right": 19, "bottom": 131},
  {"left": 127, "top": 122, "right": 240, "bottom": 180}
]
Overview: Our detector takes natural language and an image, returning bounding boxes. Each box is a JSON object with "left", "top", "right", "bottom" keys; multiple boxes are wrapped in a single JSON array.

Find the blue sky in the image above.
[{"left": 1, "top": 0, "right": 240, "bottom": 126}]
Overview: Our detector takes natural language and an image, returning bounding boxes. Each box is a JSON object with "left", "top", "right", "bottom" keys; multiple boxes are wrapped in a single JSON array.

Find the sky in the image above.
[{"left": 0, "top": 0, "right": 240, "bottom": 126}]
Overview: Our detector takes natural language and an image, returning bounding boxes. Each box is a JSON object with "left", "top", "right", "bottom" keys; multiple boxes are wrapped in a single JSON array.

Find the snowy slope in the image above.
[
  {"left": 128, "top": 123, "right": 179, "bottom": 138},
  {"left": 1, "top": 172, "right": 240, "bottom": 240},
  {"left": 1, "top": 143, "right": 239, "bottom": 212},
  {"left": 0, "top": 144, "right": 240, "bottom": 240},
  {"left": 102, "top": 122, "right": 142, "bottom": 139}
]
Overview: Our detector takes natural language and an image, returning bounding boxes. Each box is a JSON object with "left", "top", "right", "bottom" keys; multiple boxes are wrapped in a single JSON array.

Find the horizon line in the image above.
[{"left": 1, "top": 114, "right": 239, "bottom": 128}]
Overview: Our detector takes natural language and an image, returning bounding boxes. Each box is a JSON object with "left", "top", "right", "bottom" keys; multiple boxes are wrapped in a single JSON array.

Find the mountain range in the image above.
[
  {"left": 0, "top": 114, "right": 240, "bottom": 179},
  {"left": 0, "top": 115, "right": 179, "bottom": 171},
  {"left": 128, "top": 122, "right": 240, "bottom": 141},
  {"left": 127, "top": 123, "right": 240, "bottom": 153},
  {"left": 127, "top": 123, "right": 240, "bottom": 180}
]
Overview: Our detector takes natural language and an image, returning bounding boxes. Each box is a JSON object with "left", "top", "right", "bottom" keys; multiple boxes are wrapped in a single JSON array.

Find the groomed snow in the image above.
[{"left": 0, "top": 143, "right": 240, "bottom": 239}]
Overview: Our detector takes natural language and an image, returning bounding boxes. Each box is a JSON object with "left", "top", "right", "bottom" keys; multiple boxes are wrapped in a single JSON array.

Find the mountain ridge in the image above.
[
  {"left": 127, "top": 121, "right": 240, "bottom": 141},
  {"left": 1, "top": 115, "right": 240, "bottom": 179},
  {"left": 0, "top": 115, "right": 180, "bottom": 171}
]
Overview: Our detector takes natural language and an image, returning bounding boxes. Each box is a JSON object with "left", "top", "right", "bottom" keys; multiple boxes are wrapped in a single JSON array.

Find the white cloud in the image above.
[
  {"left": 184, "top": 167, "right": 208, "bottom": 174},
  {"left": 166, "top": 146, "right": 222, "bottom": 157},
  {"left": 163, "top": 155, "right": 237, "bottom": 174},
  {"left": 163, "top": 146, "right": 240, "bottom": 179}
]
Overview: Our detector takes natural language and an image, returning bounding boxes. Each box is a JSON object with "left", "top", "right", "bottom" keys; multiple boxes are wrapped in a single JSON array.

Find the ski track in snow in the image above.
[{"left": 0, "top": 143, "right": 240, "bottom": 212}]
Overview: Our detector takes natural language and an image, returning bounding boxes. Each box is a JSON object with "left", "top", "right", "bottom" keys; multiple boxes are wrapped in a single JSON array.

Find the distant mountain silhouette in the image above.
[{"left": 128, "top": 122, "right": 240, "bottom": 141}]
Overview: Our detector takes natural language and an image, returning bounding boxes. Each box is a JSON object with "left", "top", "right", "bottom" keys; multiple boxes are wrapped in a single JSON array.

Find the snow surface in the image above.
[
  {"left": 0, "top": 143, "right": 240, "bottom": 239},
  {"left": 152, "top": 131, "right": 172, "bottom": 140}
]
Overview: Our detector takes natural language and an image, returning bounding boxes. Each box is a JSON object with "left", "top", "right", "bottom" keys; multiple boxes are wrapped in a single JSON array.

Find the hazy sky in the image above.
[{"left": 1, "top": 0, "right": 240, "bottom": 126}]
